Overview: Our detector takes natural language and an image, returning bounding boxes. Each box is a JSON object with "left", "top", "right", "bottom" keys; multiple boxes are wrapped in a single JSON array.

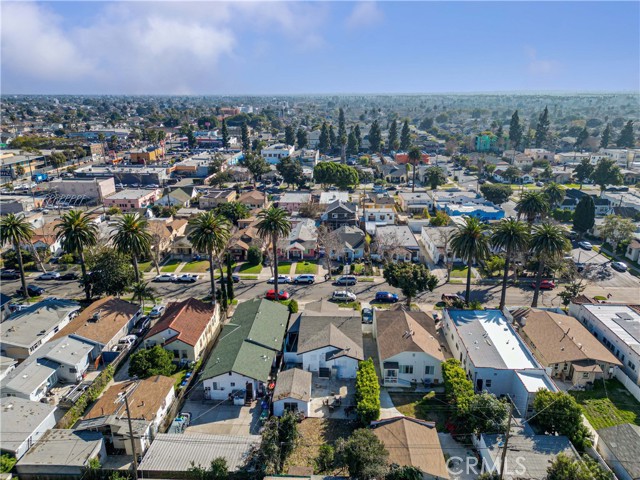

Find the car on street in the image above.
[
  {"left": 575, "top": 262, "right": 586, "bottom": 272},
  {"left": 57, "top": 272, "right": 79, "bottom": 281},
  {"left": 267, "top": 275, "right": 291, "bottom": 284},
  {"left": 220, "top": 274, "right": 241, "bottom": 283},
  {"left": 149, "top": 305, "right": 166, "bottom": 318},
  {"left": 293, "top": 274, "right": 315, "bottom": 284},
  {"left": 332, "top": 290, "right": 357, "bottom": 302},
  {"left": 531, "top": 279, "right": 556, "bottom": 290},
  {"left": 177, "top": 274, "right": 199, "bottom": 283},
  {"left": 578, "top": 241, "right": 593, "bottom": 250},
  {"left": 536, "top": 181, "right": 544, "bottom": 187},
  {"left": 17, "top": 285, "right": 45, "bottom": 296},
  {"left": 266, "top": 289, "right": 290, "bottom": 300},
  {"left": 154, "top": 274, "right": 177, "bottom": 282},
  {"left": 335, "top": 275, "right": 357, "bottom": 286},
  {"left": 374, "top": 291, "right": 399, "bottom": 303},
  {"left": 362, "top": 307, "right": 374, "bottom": 324},
  {"left": 611, "top": 261, "right": 628, "bottom": 272},
  {"left": 38, "top": 272, "right": 61, "bottom": 280},
  {"left": 0, "top": 270, "right": 20, "bottom": 280}
]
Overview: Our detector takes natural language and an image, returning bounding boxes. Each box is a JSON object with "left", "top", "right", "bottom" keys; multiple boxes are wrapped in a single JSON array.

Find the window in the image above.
[
  {"left": 425, "top": 365, "right": 434, "bottom": 375},
  {"left": 70, "top": 368, "right": 77, "bottom": 373},
  {"left": 230, "top": 382, "right": 235, "bottom": 387},
  {"left": 400, "top": 365, "right": 413, "bottom": 374},
  {"left": 283, "top": 402, "right": 298, "bottom": 412},
  {"left": 385, "top": 369, "right": 397, "bottom": 378},
  {"left": 485, "top": 380, "right": 492, "bottom": 387},
  {"left": 582, "top": 372, "right": 590, "bottom": 379}
]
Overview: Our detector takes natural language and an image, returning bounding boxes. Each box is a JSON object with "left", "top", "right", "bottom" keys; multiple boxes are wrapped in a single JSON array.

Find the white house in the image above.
[
  {"left": 261, "top": 143, "right": 295, "bottom": 164},
  {"left": 420, "top": 226, "right": 460, "bottom": 265},
  {"left": 374, "top": 309, "right": 446, "bottom": 388},
  {"left": 272, "top": 368, "right": 312, "bottom": 417},
  {"left": 0, "top": 398, "right": 57, "bottom": 460}
]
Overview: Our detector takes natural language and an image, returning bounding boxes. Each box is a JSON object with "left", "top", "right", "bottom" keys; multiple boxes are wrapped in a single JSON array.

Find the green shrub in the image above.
[
  {"left": 288, "top": 299, "right": 298, "bottom": 314},
  {"left": 247, "top": 246, "right": 263, "bottom": 265},
  {"left": 59, "top": 253, "right": 75, "bottom": 264},
  {"left": 0, "top": 454, "right": 16, "bottom": 473},
  {"left": 355, "top": 358, "right": 380, "bottom": 425},
  {"left": 315, "top": 445, "right": 335, "bottom": 473}
]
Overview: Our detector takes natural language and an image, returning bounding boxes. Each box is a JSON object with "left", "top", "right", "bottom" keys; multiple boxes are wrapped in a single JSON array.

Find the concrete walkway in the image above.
[{"left": 379, "top": 389, "right": 403, "bottom": 419}]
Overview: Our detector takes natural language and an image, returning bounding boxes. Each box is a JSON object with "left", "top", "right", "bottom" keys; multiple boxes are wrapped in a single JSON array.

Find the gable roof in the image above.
[
  {"left": 201, "top": 298, "right": 289, "bottom": 382},
  {"left": 325, "top": 199, "right": 357, "bottom": 214},
  {"left": 370, "top": 417, "right": 449, "bottom": 479},
  {"left": 333, "top": 225, "right": 365, "bottom": 249},
  {"left": 519, "top": 309, "right": 621, "bottom": 366},
  {"left": 163, "top": 189, "right": 191, "bottom": 204},
  {"left": 145, "top": 298, "right": 217, "bottom": 347},
  {"left": 597, "top": 423, "right": 640, "bottom": 478},
  {"left": 297, "top": 313, "right": 363, "bottom": 360},
  {"left": 238, "top": 190, "right": 265, "bottom": 205},
  {"left": 375, "top": 309, "right": 446, "bottom": 362},
  {"left": 273, "top": 368, "right": 312, "bottom": 402}
]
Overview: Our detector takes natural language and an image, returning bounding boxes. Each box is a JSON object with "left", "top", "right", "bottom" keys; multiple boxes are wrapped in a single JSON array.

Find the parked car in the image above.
[
  {"left": 149, "top": 305, "right": 166, "bottom": 318},
  {"left": 267, "top": 275, "right": 291, "bottom": 284},
  {"left": 8, "top": 303, "right": 29, "bottom": 313},
  {"left": 17, "top": 285, "right": 45, "bottom": 296},
  {"left": 177, "top": 274, "right": 199, "bottom": 283},
  {"left": 266, "top": 289, "right": 290, "bottom": 300},
  {"left": 293, "top": 274, "right": 315, "bottom": 285},
  {"left": 38, "top": 272, "right": 61, "bottom": 280},
  {"left": 132, "top": 316, "right": 151, "bottom": 335},
  {"left": 374, "top": 291, "right": 399, "bottom": 303},
  {"left": 154, "top": 274, "right": 177, "bottom": 282},
  {"left": 335, "top": 275, "right": 357, "bottom": 286},
  {"left": 531, "top": 279, "right": 556, "bottom": 290},
  {"left": 57, "top": 272, "right": 79, "bottom": 281},
  {"left": 578, "top": 241, "right": 593, "bottom": 250},
  {"left": 575, "top": 262, "right": 586, "bottom": 272},
  {"left": 332, "top": 290, "right": 357, "bottom": 302},
  {"left": 220, "top": 274, "right": 241, "bottom": 283},
  {"left": 611, "top": 261, "right": 628, "bottom": 272},
  {"left": 0, "top": 270, "right": 20, "bottom": 280},
  {"left": 118, "top": 335, "right": 137, "bottom": 347},
  {"left": 536, "top": 181, "right": 544, "bottom": 187},
  {"left": 362, "top": 307, "right": 374, "bottom": 324}
]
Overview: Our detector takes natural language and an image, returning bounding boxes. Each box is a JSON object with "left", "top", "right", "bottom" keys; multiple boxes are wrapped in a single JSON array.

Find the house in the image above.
[
  {"left": 514, "top": 309, "right": 621, "bottom": 385},
  {"left": 51, "top": 296, "right": 141, "bottom": 360},
  {"left": 201, "top": 298, "right": 289, "bottom": 400},
  {"left": 331, "top": 225, "right": 366, "bottom": 261},
  {"left": 139, "top": 433, "right": 260, "bottom": 476},
  {"left": 15, "top": 430, "right": 106, "bottom": 480},
  {"left": 420, "top": 226, "right": 459, "bottom": 265},
  {"left": 594, "top": 197, "right": 613, "bottom": 216},
  {"left": 0, "top": 398, "right": 57, "bottom": 460},
  {"left": 75, "top": 415, "right": 152, "bottom": 457},
  {"left": 397, "top": 191, "right": 434, "bottom": 213},
  {"left": 596, "top": 423, "right": 640, "bottom": 480},
  {"left": 280, "top": 218, "right": 317, "bottom": 260},
  {"left": 148, "top": 217, "right": 188, "bottom": 256},
  {"left": 290, "top": 148, "right": 320, "bottom": 166},
  {"left": 154, "top": 188, "right": 193, "bottom": 208},
  {"left": 284, "top": 303, "right": 363, "bottom": 379},
  {"left": 278, "top": 192, "right": 311, "bottom": 214},
  {"left": 199, "top": 189, "right": 236, "bottom": 210},
  {"left": 0, "top": 355, "right": 17, "bottom": 381},
  {"left": 374, "top": 309, "right": 447, "bottom": 388},
  {"left": 144, "top": 298, "right": 221, "bottom": 363},
  {"left": 625, "top": 238, "right": 640, "bottom": 262},
  {"left": 431, "top": 190, "right": 482, "bottom": 211},
  {"left": 370, "top": 417, "right": 449, "bottom": 480},
  {"left": 228, "top": 224, "right": 265, "bottom": 261},
  {"left": 476, "top": 433, "right": 578, "bottom": 480},
  {"left": 568, "top": 303, "right": 640, "bottom": 384},
  {"left": 272, "top": 368, "right": 313, "bottom": 417},
  {"left": 372, "top": 225, "right": 420, "bottom": 262},
  {"left": 238, "top": 190, "right": 267, "bottom": 210},
  {"left": 103, "top": 188, "right": 161, "bottom": 211},
  {"left": 319, "top": 191, "right": 350, "bottom": 205},
  {"left": 444, "top": 203, "right": 505, "bottom": 221},
  {"left": 321, "top": 200, "right": 358, "bottom": 230},
  {"left": 1, "top": 298, "right": 81, "bottom": 361},
  {"left": 362, "top": 207, "right": 396, "bottom": 225},
  {"left": 261, "top": 143, "right": 295, "bottom": 164},
  {"left": 442, "top": 309, "right": 557, "bottom": 417},
  {"left": 380, "top": 164, "right": 407, "bottom": 184},
  {"left": 28, "top": 221, "right": 63, "bottom": 254}
]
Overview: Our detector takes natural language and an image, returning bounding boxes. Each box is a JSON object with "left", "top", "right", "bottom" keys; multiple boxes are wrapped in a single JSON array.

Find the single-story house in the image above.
[
  {"left": 279, "top": 218, "right": 317, "bottom": 260},
  {"left": 238, "top": 190, "right": 267, "bottom": 210},
  {"left": 272, "top": 368, "right": 312, "bottom": 417},
  {"left": 444, "top": 203, "right": 505, "bottom": 221},
  {"left": 372, "top": 225, "right": 421, "bottom": 263},
  {"left": 331, "top": 225, "right": 366, "bottom": 261},
  {"left": 597, "top": 423, "right": 640, "bottom": 480},
  {"left": 0, "top": 397, "right": 58, "bottom": 460},
  {"left": 277, "top": 192, "right": 311, "bottom": 214},
  {"left": 154, "top": 188, "right": 193, "bottom": 208},
  {"left": 625, "top": 238, "right": 640, "bottom": 262}
]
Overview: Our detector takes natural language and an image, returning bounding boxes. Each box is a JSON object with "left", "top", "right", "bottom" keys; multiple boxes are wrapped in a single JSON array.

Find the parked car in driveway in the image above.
[
  {"left": 611, "top": 261, "right": 628, "bottom": 272},
  {"left": 293, "top": 274, "right": 315, "bottom": 284},
  {"left": 374, "top": 291, "right": 399, "bottom": 303},
  {"left": 335, "top": 275, "right": 357, "bottom": 286},
  {"left": 177, "top": 274, "right": 199, "bottom": 283},
  {"left": 267, "top": 275, "right": 291, "bottom": 284},
  {"left": 149, "top": 305, "right": 166, "bottom": 318},
  {"left": 332, "top": 290, "right": 357, "bottom": 302},
  {"left": 578, "top": 241, "right": 593, "bottom": 250},
  {"left": 266, "top": 289, "right": 289, "bottom": 300},
  {"left": 154, "top": 274, "right": 177, "bottom": 282},
  {"left": 38, "top": 272, "right": 61, "bottom": 280},
  {"left": 362, "top": 307, "right": 374, "bottom": 324},
  {"left": 531, "top": 279, "right": 556, "bottom": 290},
  {"left": 17, "top": 285, "right": 45, "bottom": 296}
]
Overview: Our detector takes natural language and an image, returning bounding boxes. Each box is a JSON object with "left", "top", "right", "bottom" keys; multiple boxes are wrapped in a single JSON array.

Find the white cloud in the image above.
[
  {"left": 345, "top": 2, "right": 383, "bottom": 30},
  {"left": 525, "top": 47, "right": 558, "bottom": 75}
]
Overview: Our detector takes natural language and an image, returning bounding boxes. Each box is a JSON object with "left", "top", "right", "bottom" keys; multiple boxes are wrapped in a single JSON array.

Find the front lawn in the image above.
[
  {"left": 390, "top": 391, "right": 450, "bottom": 430},
  {"left": 181, "top": 260, "right": 210, "bottom": 273},
  {"left": 295, "top": 261, "right": 317, "bottom": 275},
  {"left": 570, "top": 379, "right": 640, "bottom": 430},
  {"left": 352, "top": 263, "right": 364, "bottom": 275},
  {"left": 277, "top": 262, "right": 292, "bottom": 274},
  {"left": 160, "top": 259, "right": 181, "bottom": 272},
  {"left": 138, "top": 261, "right": 154, "bottom": 272},
  {"left": 450, "top": 266, "right": 469, "bottom": 278},
  {"left": 238, "top": 262, "right": 262, "bottom": 274}
]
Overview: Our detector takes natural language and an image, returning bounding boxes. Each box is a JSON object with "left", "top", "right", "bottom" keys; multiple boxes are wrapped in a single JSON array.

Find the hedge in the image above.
[
  {"left": 355, "top": 358, "right": 380, "bottom": 425},
  {"left": 58, "top": 364, "right": 115, "bottom": 429}
]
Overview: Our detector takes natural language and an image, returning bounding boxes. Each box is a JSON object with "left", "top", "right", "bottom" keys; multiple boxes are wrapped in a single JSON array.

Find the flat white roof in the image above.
[
  {"left": 583, "top": 304, "right": 640, "bottom": 355},
  {"left": 515, "top": 370, "right": 557, "bottom": 393},
  {"left": 106, "top": 188, "right": 158, "bottom": 200}
]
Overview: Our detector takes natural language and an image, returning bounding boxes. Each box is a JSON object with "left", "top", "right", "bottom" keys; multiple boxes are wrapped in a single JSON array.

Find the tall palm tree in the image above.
[
  {"left": 0, "top": 213, "right": 34, "bottom": 298},
  {"left": 188, "top": 212, "right": 231, "bottom": 305},
  {"left": 407, "top": 146, "right": 422, "bottom": 193},
  {"left": 529, "top": 222, "right": 570, "bottom": 308},
  {"left": 55, "top": 210, "right": 98, "bottom": 300},
  {"left": 256, "top": 207, "right": 292, "bottom": 299},
  {"left": 111, "top": 213, "right": 152, "bottom": 282},
  {"left": 491, "top": 219, "right": 530, "bottom": 310},
  {"left": 129, "top": 281, "right": 156, "bottom": 310},
  {"left": 450, "top": 217, "right": 490, "bottom": 305},
  {"left": 516, "top": 191, "right": 549, "bottom": 223},
  {"left": 542, "top": 182, "right": 564, "bottom": 211}
]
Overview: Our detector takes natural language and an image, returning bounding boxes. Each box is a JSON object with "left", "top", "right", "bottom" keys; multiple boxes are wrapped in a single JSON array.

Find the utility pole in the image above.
[
  {"left": 123, "top": 394, "right": 138, "bottom": 478},
  {"left": 499, "top": 402, "right": 513, "bottom": 480}
]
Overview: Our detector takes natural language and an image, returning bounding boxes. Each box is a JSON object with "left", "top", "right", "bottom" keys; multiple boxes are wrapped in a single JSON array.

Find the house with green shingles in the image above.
[{"left": 201, "top": 298, "right": 289, "bottom": 401}]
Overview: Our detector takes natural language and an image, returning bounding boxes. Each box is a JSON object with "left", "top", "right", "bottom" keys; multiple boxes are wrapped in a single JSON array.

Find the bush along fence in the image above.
[
  {"left": 57, "top": 364, "right": 115, "bottom": 429},
  {"left": 355, "top": 358, "right": 380, "bottom": 425}
]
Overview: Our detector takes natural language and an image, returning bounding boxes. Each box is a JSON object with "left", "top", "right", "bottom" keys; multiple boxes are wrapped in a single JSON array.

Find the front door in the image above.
[{"left": 476, "top": 379, "right": 483, "bottom": 391}]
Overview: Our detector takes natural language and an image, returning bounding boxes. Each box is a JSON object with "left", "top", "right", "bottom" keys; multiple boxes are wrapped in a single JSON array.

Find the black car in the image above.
[
  {"left": 57, "top": 272, "right": 79, "bottom": 281},
  {"left": 0, "top": 270, "right": 20, "bottom": 280},
  {"left": 17, "top": 285, "right": 45, "bottom": 296},
  {"left": 220, "top": 274, "right": 241, "bottom": 283}
]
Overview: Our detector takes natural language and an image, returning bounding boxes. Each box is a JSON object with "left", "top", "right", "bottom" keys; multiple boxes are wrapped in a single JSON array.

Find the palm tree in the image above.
[
  {"left": 450, "top": 217, "right": 490, "bottom": 305},
  {"left": 188, "top": 212, "right": 231, "bottom": 305},
  {"left": 542, "top": 182, "right": 564, "bottom": 211},
  {"left": 111, "top": 213, "right": 152, "bottom": 282},
  {"left": 529, "top": 222, "right": 570, "bottom": 308},
  {"left": 516, "top": 191, "right": 549, "bottom": 223},
  {"left": 407, "top": 146, "right": 421, "bottom": 193},
  {"left": 491, "top": 219, "right": 530, "bottom": 310},
  {"left": 55, "top": 210, "right": 98, "bottom": 300},
  {"left": 256, "top": 207, "right": 292, "bottom": 299},
  {"left": 129, "top": 281, "right": 156, "bottom": 310},
  {"left": 0, "top": 214, "right": 34, "bottom": 298}
]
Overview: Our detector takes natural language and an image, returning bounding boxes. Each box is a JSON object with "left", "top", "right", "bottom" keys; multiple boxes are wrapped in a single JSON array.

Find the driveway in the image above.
[
  {"left": 438, "top": 433, "right": 478, "bottom": 480},
  {"left": 182, "top": 398, "right": 263, "bottom": 436},
  {"left": 379, "top": 389, "right": 403, "bottom": 419}
]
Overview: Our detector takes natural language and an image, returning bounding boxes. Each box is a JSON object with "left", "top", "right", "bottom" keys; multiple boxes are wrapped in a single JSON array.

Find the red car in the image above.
[
  {"left": 266, "top": 289, "right": 290, "bottom": 300},
  {"left": 531, "top": 280, "right": 556, "bottom": 290}
]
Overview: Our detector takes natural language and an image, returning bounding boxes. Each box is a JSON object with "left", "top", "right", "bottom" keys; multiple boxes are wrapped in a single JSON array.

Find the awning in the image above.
[{"left": 383, "top": 361, "right": 399, "bottom": 370}]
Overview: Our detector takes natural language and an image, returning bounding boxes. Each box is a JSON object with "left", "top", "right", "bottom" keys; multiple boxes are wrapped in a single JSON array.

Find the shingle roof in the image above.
[
  {"left": 145, "top": 297, "right": 217, "bottom": 347},
  {"left": 375, "top": 309, "right": 446, "bottom": 362},
  {"left": 333, "top": 225, "right": 365, "bottom": 249},
  {"left": 273, "top": 368, "right": 312, "bottom": 402},
  {"left": 297, "top": 314, "right": 363, "bottom": 360},
  {"left": 200, "top": 298, "right": 289, "bottom": 382},
  {"left": 597, "top": 423, "right": 640, "bottom": 478}
]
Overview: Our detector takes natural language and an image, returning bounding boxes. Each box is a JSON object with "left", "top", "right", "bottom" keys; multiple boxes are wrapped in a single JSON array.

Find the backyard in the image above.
[
  {"left": 295, "top": 261, "right": 318, "bottom": 275},
  {"left": 389, "top": 391, "right": 450, "bottom": 430},
  {"left": 570, "top": 379, "right": 640, "bottom": 430}
]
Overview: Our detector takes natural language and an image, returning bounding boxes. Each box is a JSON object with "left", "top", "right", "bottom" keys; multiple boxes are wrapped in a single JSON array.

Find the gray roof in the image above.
[
  {"left": 482, "top": 434, "right": 578, "bottom": 480},
  {"left": 75, "top": 415, "right": 150, "bottom": 437},
  {"left": 1, "top": 298, "right": 80, "bottom": 350},
  {"left": 333, "top": 225, "right": 365, "bottom": 249},
  {"left": 0, "top": 398, "right": 57, "bottom": 455},
  {"left": 597, "top": 423, "right": 640, "bottom": 478},
  {"left": 298, "top": 300, "right": 356, "bottom": 318},
  {"left": 325, "top": 200, "right": 357, "bottom": 214},
  {"left": 297, "top": 314, "right": 363, "bottom": 360},
  {"left": 374, "top": 225, "right": 419, "bottom": 249},
  {"left": 16, "top": 429, "right": 103, "bottom": 468},
  {"left": 40, "top": 336, "right": 94, "bottom": 366},
  {"left": 273, "top": 368, "right": 312, "bottom": 402},
  {"left": 138, "top": 433, "right": 260, "bottom": 473}
]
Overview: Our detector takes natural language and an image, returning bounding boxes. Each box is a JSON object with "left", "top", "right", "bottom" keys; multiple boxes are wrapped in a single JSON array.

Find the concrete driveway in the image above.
[{"left": 182, "top": 399, "right": 264, "bottom": 436}]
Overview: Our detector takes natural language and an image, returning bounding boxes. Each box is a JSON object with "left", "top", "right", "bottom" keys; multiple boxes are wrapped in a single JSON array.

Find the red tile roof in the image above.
[{"left": 145, "top": 298, "right": 216, "bottom": 347}]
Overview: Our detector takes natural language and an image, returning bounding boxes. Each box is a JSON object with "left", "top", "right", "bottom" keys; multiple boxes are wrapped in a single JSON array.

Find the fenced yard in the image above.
[
  {"left": 570, "top": 379, "right": 640, "bottom": 430},
  {"left": 389, "top": 391, "right": 450, "bottom": 430}
]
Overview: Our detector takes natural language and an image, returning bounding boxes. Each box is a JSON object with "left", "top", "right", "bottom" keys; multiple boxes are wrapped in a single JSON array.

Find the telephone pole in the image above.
[
  {"left": 499, "top": 402, "right": 513, "bottom": 480},
  {"left": 123, "top": 394, "right": 138, "bottom": 478}
]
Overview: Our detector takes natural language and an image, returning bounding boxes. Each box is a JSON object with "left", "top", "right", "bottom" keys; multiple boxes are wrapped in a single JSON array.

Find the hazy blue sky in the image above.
[{"left": 2, "top": 1, "right": 638, "bottom": 94}]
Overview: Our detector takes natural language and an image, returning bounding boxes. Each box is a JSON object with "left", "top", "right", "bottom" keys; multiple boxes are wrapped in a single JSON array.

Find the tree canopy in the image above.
[
  {"left": 128, "top": 345, "right": 176, "bottom": 378},
  {"left": 591, "top": 158, "right": 622, "bottom": 193},
  {"left": 86, "top": 247, "right": 136, "bottom": 298},
  {"left": 532, "top": 390, "right": 592, "bottom": 451},
  {"left": 313, "top": 162, "right": 359, "bottom": 189},
  {"left": 382, "top": 262, "right": 438, "bottom": 306},
  {"left": 480, "top": 184, "right": 513, "bottom": 205},
  {"left": 572, "top": 195, "right": 595, "bottom": 236},
  {"left": 276, "top": 157, "right": 305, "bottom": 187}
]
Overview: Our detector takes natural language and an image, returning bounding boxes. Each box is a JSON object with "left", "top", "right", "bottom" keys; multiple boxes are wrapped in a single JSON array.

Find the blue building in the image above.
[{"left": 444, "top": 202, "right": 505, "bottom": 221}]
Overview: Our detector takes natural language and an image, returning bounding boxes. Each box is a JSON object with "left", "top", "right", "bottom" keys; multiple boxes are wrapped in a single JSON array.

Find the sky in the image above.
[{"left": 1, "top": 1, "right": 639, "bottom": 95}]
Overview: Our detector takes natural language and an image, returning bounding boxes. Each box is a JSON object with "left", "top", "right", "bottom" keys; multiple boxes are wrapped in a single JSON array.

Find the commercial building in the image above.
[
  {"left": 261, "top": 143, "right": 295, "bottom": 164},
  {"left": 74, "top": 164, "right": 170, "bottom": 186},
  {"left": 129, "top": 146, "right": 163, "bottom": 164},
  {"left": 103, "top": 188, "right": 161, "bottom": 211},
  {"left": 47, "top": 177, "right": 116, "bottom": 202}
]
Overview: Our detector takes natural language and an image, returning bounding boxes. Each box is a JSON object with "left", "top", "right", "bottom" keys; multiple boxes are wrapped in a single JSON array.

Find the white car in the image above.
[
  {"left": 154, "top": 274, "right": 177, "bottom": 282},
  {"left": 578, "top": 241, "right": 593, "bottom": 250},
  {"left": 267, "top": 275, "right": 291, "bottom": 284},
  {"left": 177, "top": 274, "right": 199, "bottom": 283},
  {"left": 38, "top": 272, "right": 61, "bottom": 280},
  {"left": 611, "top": 261, "right": 628, "bottom": 272},
  {"left": 149, "top": 305, "right": 165, "bottom": 318},
  {"left": 332, "top": 290, "right": 357, "bottom": 302}
]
